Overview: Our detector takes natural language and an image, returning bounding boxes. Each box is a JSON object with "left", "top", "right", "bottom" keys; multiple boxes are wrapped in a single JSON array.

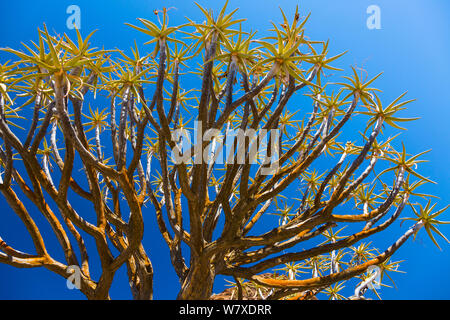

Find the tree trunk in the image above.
[{"left": 177, "top": 261, "right": 215, "bottom": 300}]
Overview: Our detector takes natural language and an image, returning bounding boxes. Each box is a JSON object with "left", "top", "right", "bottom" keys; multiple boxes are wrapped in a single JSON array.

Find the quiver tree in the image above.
[{"left": 0, "top": 2, "right": 448, "bottom": 300}]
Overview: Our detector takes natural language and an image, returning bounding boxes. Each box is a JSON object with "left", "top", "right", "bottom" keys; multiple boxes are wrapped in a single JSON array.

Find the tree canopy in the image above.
[{"left": 0, "top": 2, "right": 448, "bottom": 300}]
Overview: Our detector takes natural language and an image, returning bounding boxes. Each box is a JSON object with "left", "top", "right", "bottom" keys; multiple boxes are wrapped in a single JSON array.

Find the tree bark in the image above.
[{"left": 177, "top": 260, "right": 215, "bottom": 300}]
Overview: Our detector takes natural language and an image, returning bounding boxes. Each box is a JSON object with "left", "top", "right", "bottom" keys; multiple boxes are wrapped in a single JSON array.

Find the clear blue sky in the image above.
[{"left": 0, "top": 0, "right": 449, "bottom": 299}]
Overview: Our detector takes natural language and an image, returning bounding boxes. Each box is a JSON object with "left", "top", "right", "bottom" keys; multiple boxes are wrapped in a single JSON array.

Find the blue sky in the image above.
[{"left": 0, "top": 0, "right": 449, "bottom": 299}]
